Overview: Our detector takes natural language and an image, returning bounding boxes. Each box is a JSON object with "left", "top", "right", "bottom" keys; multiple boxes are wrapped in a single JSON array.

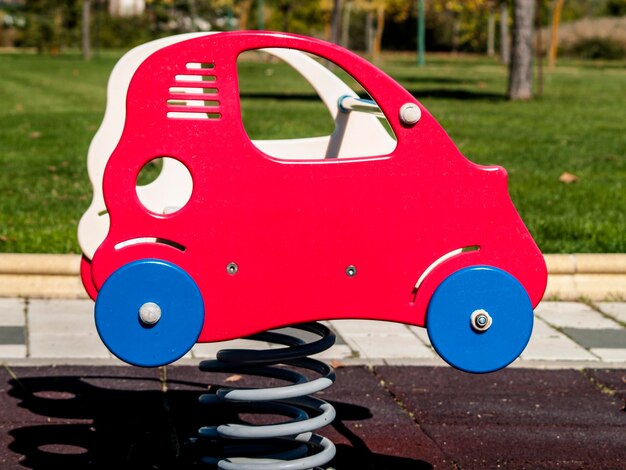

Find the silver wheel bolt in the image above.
[
  {"left": 470, "top": 309, "right": 492, "bottom": 332},
  {"left": 139, "top": 302, "right": 162, "bottom": 326}
]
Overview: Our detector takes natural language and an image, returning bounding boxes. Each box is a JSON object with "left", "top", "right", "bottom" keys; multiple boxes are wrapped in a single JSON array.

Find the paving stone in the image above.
[
  {"left": 28, "top": 299, "right": 95, "bottom": 336},
  {"left": 320, "top": 321, "right": 348, "bottom": 345},
  {"left": 310, "top": 343, "right": 353, "bottom": 360},
  {"left": 0, "top": 326, "right": 25, "bottom": 345},
  {"left": 27, "top": 299, "right": 110, "bottom": 359},
  {"left": 0, "top": 344, "right": 27, "bottom": 359},
  {"left": 346, "top": 334, "right": 434, "bottom": 360},
  {"left": 408, "top": 325, "right": 432, "bottom": 347},
  {"left": 598, "top": 302, "right": 626, "bottom": 325},
  {"left": 13, "top": 298, "right": 626, "bottom": 368},
  {"left": 376, "top": 367, "right": 626, "bottom": 468},
  {"left": 329, "top": 319, "right": 415, "bottom": 336},
  {"left": 590, "top": 348, "right": 626, "bottom": 362},
  {"left": 0, "top": 298, "right": 25, "bottom": 326},
  {"left": 536, "top": 301, "right": 622, "bottom": 329},
  {"left": 28, "top": 299, "right": 94, "bottom": 316},
  {"left": 329, "top": 320, "right": 433, "bottom": 360},
  {"left": 190, "top": 339, "right": 273, "bottom": 358},
  {"left": 521, "top": 317, "right": 599, "bottom": 361},
  {"left": 279, "top": 324, "right": 347, "bottom": 345},
  {"left": 28, "top": 333, "right": 111, "bottom": 359},
  {"left": 561, "top": 328, "right": 626, "bottom": 349},
  {"left": 191, "top": 327, "right": 354, "bottom": 360}
]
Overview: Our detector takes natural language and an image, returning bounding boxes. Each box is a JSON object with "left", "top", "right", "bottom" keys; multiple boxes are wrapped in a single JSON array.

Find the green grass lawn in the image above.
[{"left": 0, "top": 50, "right": 624, "bottom": 254}]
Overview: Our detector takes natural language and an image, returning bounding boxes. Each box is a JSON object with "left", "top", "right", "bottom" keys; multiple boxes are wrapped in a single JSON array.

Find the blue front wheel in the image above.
[
  {"left": 95, "top": 259, "right": 204, "bottom": 367},
  {"left": 426, "top": 266, "right": 534, "bottom": 373}
]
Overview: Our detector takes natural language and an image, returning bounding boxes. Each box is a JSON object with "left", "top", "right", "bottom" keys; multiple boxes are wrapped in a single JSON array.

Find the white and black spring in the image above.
[{"left": 196, "top": 322, "right": 337, "bottom": 469}]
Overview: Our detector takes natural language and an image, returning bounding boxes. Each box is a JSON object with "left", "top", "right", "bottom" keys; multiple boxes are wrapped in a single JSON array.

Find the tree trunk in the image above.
[
  {"left": 548, "top": 0, "right": 564, "bottom": 68},
  {"left": 51, "top": 7, "right": 63, "bottom": 55},
  {"left": 508, "top": 0, "right": 535, "bottom": 100},
  {"left": 417, "top": 0, "right": 426, "bottom": 66},
  {"left": 535, "top": 0, "right": 543, "bottom": 96},
  {"left": 451, "top": 14, "right": 460, "bottom": 53},
  {"left": 365, "top": 11, "right": 374, "bottom": 54},
  {"left": 341, "top": 1, "right": 352, "bottom": 49},
  {"left": 487, "top": 7, "right": 495, "bottom": 56},
  {"left": 330, "top": 0, "right": 343, "bottom": 44},
  {"left": 372, "top": 5, "right": 385, "bottom": 63},
  {"left": 280, "top": 2, "right": 291, "bottom": 32},
  {"left": 238, "top": 0, "right": 253, "bottom": 30},
  {"left": 500, "top": 1, "right": 510, "bottom": 64},
  {"left": 257, "top": 0, "right": 265, "bottom": 30},
  {"left": 82, "top": 0, "right": 91, "bottom": 60},
  {"left": 188, "top": 0, "right": 197, "bottom": 24}
]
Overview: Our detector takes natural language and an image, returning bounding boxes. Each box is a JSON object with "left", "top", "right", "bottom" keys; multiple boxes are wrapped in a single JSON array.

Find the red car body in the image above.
[{"left": 86, "top": 32, "right": 547, "bottom": 349}]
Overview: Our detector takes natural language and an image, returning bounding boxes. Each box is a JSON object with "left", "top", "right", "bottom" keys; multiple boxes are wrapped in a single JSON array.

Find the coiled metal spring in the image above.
[{"left": 197, "top": 322, "right": 337, "bottom": 469}]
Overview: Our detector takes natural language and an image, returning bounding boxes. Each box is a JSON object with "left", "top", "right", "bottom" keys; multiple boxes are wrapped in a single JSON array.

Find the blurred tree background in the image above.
[
  {"left": 1, "top": 0, "right": 624, "bottom": 59},
  {"left": 0, "top": 0, "right": 624, "bottom": 254}
]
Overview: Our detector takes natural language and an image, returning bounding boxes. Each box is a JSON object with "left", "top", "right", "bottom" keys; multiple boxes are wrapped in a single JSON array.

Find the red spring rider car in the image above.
[{"left": 82, "top": 31, "right": 547, "bottom": 373}]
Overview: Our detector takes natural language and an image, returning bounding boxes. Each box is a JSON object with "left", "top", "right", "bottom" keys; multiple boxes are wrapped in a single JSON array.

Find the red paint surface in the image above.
[{"left": 87, "top": 32, "right": 547, "bottom": 343}]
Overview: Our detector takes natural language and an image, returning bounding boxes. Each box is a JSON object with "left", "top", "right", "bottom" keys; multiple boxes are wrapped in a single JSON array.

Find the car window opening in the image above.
[{"left": 237, "top": 48, "right": 396, "bottom": 162}]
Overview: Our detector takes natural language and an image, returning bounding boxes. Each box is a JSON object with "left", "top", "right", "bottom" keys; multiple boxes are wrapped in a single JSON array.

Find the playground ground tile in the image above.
[
  {"left": 0, "top": 299, "right": 25, "bottom": 326},
  {"left": 376, "top": 366, "right": 626, "bottom": 469},
  {"left": 597, "top": 302, "right": 626, "bottom": 325},
  {"left": 0, "top": 327, "right": 25, "bottom": 345},
  {"left": 167, "top": 365, "right": 451, "bottom": 469},
  {"left": 0, "top": 365, "right": 625, "bottom": 469},
  {"left": 584, "top": 368, "right": 626, "bottom": 403},
  {"left": 520, "top": 317, "right": 598, "bottom": 361},
  {"left": 536, "top": 301, "right": 622, "bottom": 329},
  {"left": 561, "top": 328, "right": 626, "bottom": 349}
]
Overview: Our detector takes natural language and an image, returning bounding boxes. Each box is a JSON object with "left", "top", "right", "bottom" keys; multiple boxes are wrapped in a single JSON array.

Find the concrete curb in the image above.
[
  {"left": 544, "top": 254, "right": 626, "bottom": 274},
  {"left": 0, "top": 254, "right": 87, "bottom": 299},
  {"left": 0, "top": 253, "right": 624, "bottom": 300},
  {"left": 543, "top": 254, "right": 626, "bottom": 301}
]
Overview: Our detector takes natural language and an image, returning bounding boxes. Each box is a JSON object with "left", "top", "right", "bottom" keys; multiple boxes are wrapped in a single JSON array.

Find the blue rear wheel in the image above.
[
  {"left": 95, "top": 259, "right": 204, "bottom": 367},
  {"left": 426, "top": 265, "right": 533, "bottom": 373}
]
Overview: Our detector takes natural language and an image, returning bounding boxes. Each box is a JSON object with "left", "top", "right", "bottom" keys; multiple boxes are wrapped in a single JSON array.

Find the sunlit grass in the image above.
[{"left": 0, "top": 50, "right": 623, "bottom": 253}]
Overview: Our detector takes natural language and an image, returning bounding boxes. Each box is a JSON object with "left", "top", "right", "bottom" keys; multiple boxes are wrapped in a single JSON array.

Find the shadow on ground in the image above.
[
  {"left": 4, "top": 367, "right": 433, "bottom": 469},
  {"left": 239, "top": 87, "right": 503, "bottom": 103},
  {"left": 405, "top": 88, "right": 503, "bottom": 101},
  {"left": 4, "top": 366, "right": 625, "bottom": 469}
]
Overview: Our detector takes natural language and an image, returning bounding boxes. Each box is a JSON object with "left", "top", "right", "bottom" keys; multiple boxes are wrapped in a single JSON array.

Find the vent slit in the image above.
[
  {"left": 410, "top": 245, "right": 481, "bottom": 303},
  {"left": 114, "top": 237, "right": 186, "bottom": 252},
  {"left": 168, "top": 62, "right": 220, "bottom": 120}
]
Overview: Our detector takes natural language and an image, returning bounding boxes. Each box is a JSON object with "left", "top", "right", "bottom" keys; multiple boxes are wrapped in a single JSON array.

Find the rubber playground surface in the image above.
[{"left": 1, "top": 364, "right": 625, "bottom": 469}]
